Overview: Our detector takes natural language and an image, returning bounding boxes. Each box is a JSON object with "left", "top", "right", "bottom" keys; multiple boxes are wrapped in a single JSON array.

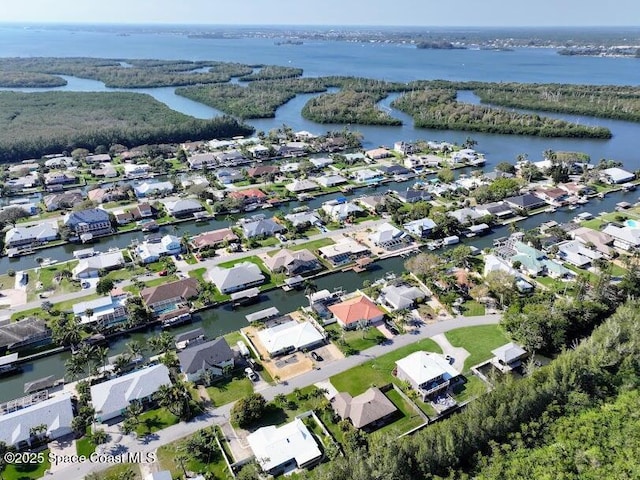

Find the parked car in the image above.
[
  {"left": 445, "top": 355, "right": 453, "bottom": 364},
  {"left": 158, "top": 270, "right": 168, "bottom": 276},
  {"left": 310, "top": 351, "right": 323, "bottom": 361},
  {"left": 244, "top": 367, "right": 258, "bottom": 381}
]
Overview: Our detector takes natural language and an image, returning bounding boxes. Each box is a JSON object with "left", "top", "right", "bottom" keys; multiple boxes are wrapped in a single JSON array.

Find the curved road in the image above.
[{"left": 46, "top": 314, "right": 500, "bottom": 479}]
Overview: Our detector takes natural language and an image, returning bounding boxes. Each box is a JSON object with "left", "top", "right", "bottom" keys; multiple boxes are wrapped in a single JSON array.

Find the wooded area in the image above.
[
  {"left": 392, "top": 88, "right": 612, "bottom": 138},
  {"left": 0, "top": 91, "right": 252, "bottom": 162},
  {"left": 301, "top": 90, "right": 401, "bottom": 125}
]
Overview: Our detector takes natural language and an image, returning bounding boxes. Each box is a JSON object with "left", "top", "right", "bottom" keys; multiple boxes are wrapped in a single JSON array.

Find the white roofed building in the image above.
[
  {"left": 395, "top": 351, "right": 460, "bottom": 401},
  {"left": 257, "top": 320, "right": 325, "bottom": 357}
]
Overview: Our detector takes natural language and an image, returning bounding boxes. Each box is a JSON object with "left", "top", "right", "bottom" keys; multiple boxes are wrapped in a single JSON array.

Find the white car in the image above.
[{"left": 244, "top": 367, "right": 258, "bottom": 381}]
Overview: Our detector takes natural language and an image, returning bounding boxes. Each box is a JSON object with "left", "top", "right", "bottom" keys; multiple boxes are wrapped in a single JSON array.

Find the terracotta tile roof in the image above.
[
  {"left": 328, "top": 296, "right": 384, "bottom": 326},
  {"left": 228, "top": 188, "right": 267, "bottom": 200}
]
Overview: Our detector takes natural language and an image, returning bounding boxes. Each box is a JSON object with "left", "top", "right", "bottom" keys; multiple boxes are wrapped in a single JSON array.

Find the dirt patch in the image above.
[{"left": 0, "top": 289, "right": 27, "bottom": 308}]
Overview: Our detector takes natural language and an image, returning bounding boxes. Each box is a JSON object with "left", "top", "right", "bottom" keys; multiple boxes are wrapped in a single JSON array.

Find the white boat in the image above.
[
  {"left": 40, "top": 258, "right": 57, "bottom": 267},
  {"left": 567, "top": 205, "right": 577, "bottom": 211}
]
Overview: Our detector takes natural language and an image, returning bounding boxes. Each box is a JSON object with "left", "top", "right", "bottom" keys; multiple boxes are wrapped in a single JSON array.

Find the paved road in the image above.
[{"left": 45, "top": 314, "right": 500, "bottom": 479}]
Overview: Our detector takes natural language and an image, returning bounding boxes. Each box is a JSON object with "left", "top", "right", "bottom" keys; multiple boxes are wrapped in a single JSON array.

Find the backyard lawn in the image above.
[
  {"left": 134, "top": 407, "right": 180, "bottom": 436},
  {"left": 372, "top": 388, "right": 427, "bottom": 437},
  {"left": 445, "top": 324, "right": 509, "bottom": 371},
  {"left": 156, "top": 429, "right": 231, "bottom": 480},
  {"left": 2, "top": 449, "right": 51, "bottom": 480},
  {"left": 461, "top": 300, "right": 486, "bottom": 317},
  {"left": 331, "top": 338, "right": 442, "bottom": 396},
  {"left": 206, "top": 374, "right": 254, "bottom": 407}
]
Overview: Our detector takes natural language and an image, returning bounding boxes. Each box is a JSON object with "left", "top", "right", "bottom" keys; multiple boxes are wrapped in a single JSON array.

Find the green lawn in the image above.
[
  {"left": 76, "top": 435, "right": 97, "bottom": 457},
  {"left": 183, "top": 253, "right": 198, "bottom": 265},
  {"left": 135, "top": 407, "right": 180, "bottom": 436},
  {"left": 581, "top": 219, "right": 604, "bottom": 230},
  {"left": 28, "top": 262, "right": 81, "bottom": 301},
  {"left": 372, "top": 388, "right": 426, "bottom": 437},
  {"left": 451, "top": 375, "right": 488, "bottom": 403},
  {"left": 445, "top": 325, "right": 509, "bottom": 371},
  {"left": 2, "top": 449, "right": 51, "bottom": 480},
  {"left": 189, "top": 267, "right": 207, "bottom": 282},
  {"left": 102, "top": 265, "right": 147, "bottom": 282},
  {"left": 156, "top": 428, "right": 231, "bottom": 479},
  {"left": 206, "top": 374, "right": 254, "bottom": 407},
  {"left": 461, "top": 300, "right": 486, "bottom": 317},
  {"left": 352, "top": 213, "right": 381, "bottom": 224},
  {"left": 91, "top": 464, "right": 141, "bottom": 480},
  {"left": 290, "top": 237, "right": 336, "bottom": 252},
  {"left": 325, "top": 323, "right": 387, "bottom": 355},
  {"left": 223, "top": 331, "right": 244, "bottom": 347},
  {"left": 217, "top": 255, "right": 283, "bottom": 290},
  {"left": 331, "top": 338, "right": 442, "bottom": 396},
  {"left": 256, "top": 236, "right": 280, "bottom": 247}
]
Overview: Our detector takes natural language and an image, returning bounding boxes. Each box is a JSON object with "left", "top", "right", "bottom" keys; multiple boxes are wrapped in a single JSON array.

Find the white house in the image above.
[
  {"left": 72, "top": 294, "right": 128, "bottom": 326},
  {"left": 0, "top": 393, "right": 74, "bottom": 446},
  {"left": 600, "top": 167, "right": 635, "bottom": 184},
  {"left": 353, "top": 168, "right": 382, "bottom": 183},
  {"left": 90, "top": 364, "right": 172, "bottom": 422},
  {"left": 208, "top": 262, "right": 265, "bottom": 294},
  {"left": 162, "top": 199, "right": 204, "bottom": 218},
  {"left": 602, "top": 224, "right": 640, "bottom": 250},
  {"left": 490, "top": 342, "right": 528, "bottom": 373},
  {"left": 403, "top": 218, "right": 437, "bottom": 238},
  {"left": 395, "top": 351, "right": 460, "bottom": 401},
  {"left": 135, "top": 235, "right": 182, "bottom": 263},
  {"left": 380, "top": 284, "right": 425, "bottom": 311},
  {"left": 285, "top": 179, "right": 319, "bottom": 193},
  {"left": 321, "top": 200, "right": 363, "bottom": 221},
  {"left": 368, "top": 222, "right": 408, "bottom": 249},
  {"left": 257, "top": 320, "right": 325, "bottom": 357},
  {"left": 247, "top": 418, "right": 322, "bottom": 475},
  {"left": 72, "top": 250, "right": 125, "bottom": 279},
  {"left": 315, "top": 174, "right": 348, "bottom": 187},
  {"left": 123, "top": 163, "right": 150, "bottom": 178},
  {"left": 4, "top": 222, "right": 59, "bottom": 248},
  {"left": 134, "top": 181, "right": 174, "bottom": 198}
]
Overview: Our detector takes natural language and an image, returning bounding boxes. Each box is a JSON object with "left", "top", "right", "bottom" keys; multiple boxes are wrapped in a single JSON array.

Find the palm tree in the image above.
[
  {"left": 93, "top": 346, "right": 109, "bottom": 375},
  {"left": 126, "top": 340, "right": 143, "bottom": 358},
  {"left": 304, "top": 280, "right": 318, "bottom": 310},
  {"left": 148, "top": 332, "right": 174, "bottom": 354},
  {"left": 65, "top": 356, "right": 86, "bottom": 380},
  {"left": 112, "top": 354, "right": 132, "bottom": 376}
]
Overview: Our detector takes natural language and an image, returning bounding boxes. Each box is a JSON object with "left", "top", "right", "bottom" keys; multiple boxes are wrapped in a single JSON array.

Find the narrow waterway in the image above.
[{"left": 0, "top": 186, "right": 633, "bottom": 402}]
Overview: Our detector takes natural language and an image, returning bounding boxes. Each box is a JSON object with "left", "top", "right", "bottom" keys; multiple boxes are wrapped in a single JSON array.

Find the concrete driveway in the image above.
[{"left": 431, "top": 333, "right": 469, "bottom": 371}]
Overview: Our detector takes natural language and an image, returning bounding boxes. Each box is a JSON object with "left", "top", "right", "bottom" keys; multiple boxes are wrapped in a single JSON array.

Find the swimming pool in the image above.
[{"left": 625, "top": 219, "right": 639, "bottom": 228}]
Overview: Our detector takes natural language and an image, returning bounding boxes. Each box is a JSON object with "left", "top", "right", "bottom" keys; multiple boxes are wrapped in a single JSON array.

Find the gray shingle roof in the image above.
[{"left": 178, "top": 338, "right": 233, "bottom": 375}]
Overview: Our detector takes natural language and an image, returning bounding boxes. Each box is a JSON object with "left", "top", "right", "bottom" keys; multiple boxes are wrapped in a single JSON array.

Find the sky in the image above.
[{"left": 1, "top": 0, "right": 637, "bottom": 26}]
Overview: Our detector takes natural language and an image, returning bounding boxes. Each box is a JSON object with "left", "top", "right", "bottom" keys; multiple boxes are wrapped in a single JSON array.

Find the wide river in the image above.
[{"left": 0, "top": 25, "right": 639, "bottom": 401}]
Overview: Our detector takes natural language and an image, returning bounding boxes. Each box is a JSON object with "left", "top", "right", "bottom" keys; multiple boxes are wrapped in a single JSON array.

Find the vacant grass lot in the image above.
[
  {"left": 156, "top": 429, "right": 231, "bottom": 479},
  {"left": 134, "top": 407, "right": 180, "bottom": 436},
  {"left": 445, "top": 325, "right": 509, "bottom": 371},
  {"left": 206, "top": 373, "right": 254, "bottom": 407},
  {"left": 331, "top": 338, "right": 442, "bottom": 396},
  {"left": 461, "top": 300, "right": 486, "bottom": 317}
]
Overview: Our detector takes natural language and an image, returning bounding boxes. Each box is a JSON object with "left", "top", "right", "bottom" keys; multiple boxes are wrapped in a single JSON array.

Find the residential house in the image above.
[
  {"left": 449, "top": 207, "right": 483, "bottom": 225},
  {"left": 0, "top": 393, "right": 74, "bottom": 447},
  {"left": 216, "top": 168, "right": 244, "bottom": 185},
  {"left": 163, "top": 199, "right": 204, "bottom": 218},
  {"left": 356, "top": 195, "right": 387, "bottom": 214},
  {"left": 600, "top": 167, "right": 635, "bottom": 184},
  {"left": 368, "top": 222, "right": 409, "bottom": 250},
  {"left": 85, "top": 153, "right": 111, "bottom": 164},
  {"left": 90, "top": 163, "right": 118, "bottom": 178},
  {"left": 140, "top": 278, "right": 200, "bottom": 314},
  {"left": 394, "top": 141, "right": 417, "bottom": 155},
  {"left": 123, "top": 163, "right": 150, "bottom": 178},
  {"left": 44, "top": 156, "right": 74, "bottom": 169},
  {"left": 257, "top": 320, "right": 325, "bottom": 357},
  {"left": 180, "top": 175, "right": 210, "bottom": 189},
  {"left": 380, "top": 284, "right": 425, "bottom": 311},
  {"left": 177, "top": 338, "right": 234, "bottom": 382},
  {"left": 87, "top": 186, "right": 129, "bottom": 204},
  {"left": 318, "top": 239, "right": 370, "bottom": 266},
  {"left": 134, "top": 181, "right": 174, "bottom": 198},
  {"left": 602, "top": 224, "right": 640, "bottom": 251},
  {"left": 90, "top": 364, "right": 172, "bottom": 422},
  {"left": 343, "top": 152, "right": 366, "bottom": 164},
  {"left": 474, "top": 202, "right": 514, "bottom": 219},
  {"left": 7, "top": 175, "right": 40, "bottom": 192},
  {"left": 570, "top": 227, "right": 614, "bottom": 257},
  {"left": 72, "top": 250, "right": 125, "bottom": 279},
  {"left": 2, "top": 201, "right": 38, "bottom": 217},
  {"left": 43, "top": 190, "right": 85, "bottom": 211},
  {"left": 285, "top": 179, "right": 319, "bottom": 193},
  {"left": 483, "top": 254, "right": 520, "bottom": 278},
  {"left": 365, "top": 147, "right": 392, "bottom": 160},
  {"left": 558, "top": 182, "right": 590, "bottom": 197},
  {"left": 278, "top": 142, "right": 307, "bottom": 157},
  {"left": 208, "top": 262, "right": 265, "bottom": 294},
  {"left": 247, "top": 144, "right": 270, "bottom": 159},
  {"left": 504, "top": 194, "right": 547, "bottom": 211},
  {"left": 190, "top": 228, "right": 239, "bottom": 252},
  {"left": 395, "top": 189, "right": 432, "bottom": 204},
  {"left": 215, "top": 149, "right": 247, "bottom": 166},
  {"left": 247, "top": 419, "right": 321, "bottom": 475},
  {"left": 114, "top": 211, "right": 134, "bottom": 225},
  {"left": 284, "top": 211, "right": 322, "bottom": 230},
  {"left": 533, "top": 187, "right": 569, "bottom": 206},
  {"left": 72, "top": 294, "right": 128, "bottom": 326},
  {"left": 242, "top": 218, "right": 285, "bottom": 239},
  {"left": 556, "top": 239, "right": 602, "bottom": 267},
  {"left": 228, "top": 188, "right": 267, "bottom": 205},
  {"left": 63, "top": 208, "right": 112, "bottom": 237},
  {"left": 510, "top": 241, "right": 572, "bottom": 278},
  {"left": 44, "top": 171, "right": 76, "bottom": 186},
  {"left": 395, "top": 351, "right": 460, "bottom": 401},
  {"left": 328, "top": 295, "right": 385, "bottom": 329},
  {"left": 309, "top": 157, "right": 333, "bottom": 169},
  {"left": 332, "top": 387, "right": 397, "bottom": 431},
  {"left": 315, "top": 174, "right": 348, "bottom": 187},
  {"left": 135, "top": 235, "right": 182, "bottom": 264},
  {"left": 130, "top": 202, "right": 155, "bottom": 220},
  {"left": 4, "top": 222, "right": 58, "bottom": 248},
  {"left": 246, "top": 165, "right": 279, "bottom": 179},
  {"left": 8, "top": 162, "right": 39, "bottom": 174},
  {"left": 353, "top": 168, "right": 382, "bottom": 183},
  {"left": 490, "top": 342, "right": 528, "bottom": 373},
  {"left": 263, "top": 249, "right": 322, "bottom": 276},
  {"left": 187, "top": 153, "right": 217, "bottom": 170},
  {"left": 404, "top": 155, "right": 441, "bottom": 170},
  {"left": 322, "top": 200, "right": 363, "bottom": 221},
  {"left": 403, "top": 218, "right": 437, "bottom": 238}
]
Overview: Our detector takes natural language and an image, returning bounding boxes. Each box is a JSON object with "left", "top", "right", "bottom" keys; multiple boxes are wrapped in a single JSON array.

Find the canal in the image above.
[{"left": 0, "top": 185, "right": 633, "bottom": 402}]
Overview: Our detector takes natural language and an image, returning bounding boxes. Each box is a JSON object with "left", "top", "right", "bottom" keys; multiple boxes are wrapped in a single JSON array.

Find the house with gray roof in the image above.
[
  {"left": 331, "top": 387, "right": 398, "bottom": 431},
  {"left": 315, "top": 174, "right": 347, "bottom": 187},
  {"left": 395, "top": 189, "right": 432, "bottom": 204},
  {"left": 90, "top": 364, "right": 172, "bottom": 422},
  {"left": 188, "top": 152, "right": 217, "bottom": 170},
  {"left": 242, "top": 218, "right": 285, "bottom": 239},
  {"left": 263, "top": 248, "right": 321, "bottom": 276},
  {"left": 285, "top": 179, "right": 319, "bottom": 193},
  {"left": 284, "top": 211, "right": 321, "bottom": 230},
  {"left": 177, "top": 338, "right": 234, "bottom": 382},
  {"left": 490, "top": 342, "right": 528, "bottom": 373},
  {"left": 322, "top": 200, "right": 363, "bottom": 221},
  {"left": 504, "top": 194, "right": 547, "bottom": 211},
  {"left": 380, "top": 284, "right": 425, "bottom": 311},
  {"left": 72, "top": 250, "right": 125, "bottom": 279},
  {"left": 0, "top": 392, "right": 74, "bottom": 446},
  {"left": 208, "top": 261, "right": 265, "bottom": 294},
  {"left": 4, "top": 222, "right": 59, "bottom": 248},
  {"left": 162, "top": 198, "right": 204, "bottom": 218},
  {"left": 448, "top": 207, "right": 483, "bottom": 225},
  {"left": 63, "top": 208, "right": 112, "bottom": 236},
  {"left": 43, "top": 190, "right": 85, "bottom": 211}
]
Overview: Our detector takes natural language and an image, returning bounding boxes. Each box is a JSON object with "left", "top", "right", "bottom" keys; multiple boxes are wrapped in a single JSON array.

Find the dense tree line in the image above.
[
  {"left": 473, "top": 83, "right": 640, "bottom": 122},
  {"left": 392, "top": 89, "right": 612, "bottom": 138},
  {"left": 239, "top": 65, "right": 303, "bottom": 81},
  {"left": 0, "top": 91, "right": 252, "bottom": 163},
  {"left": 0, "top": 71, "right": 67, "bottom": 88},
  {"left": 0, "top": 57, "right": 255, "bottom": 88},
  {"left": 302, "top": 301, "right": 640, "bottom": 480},
  {"left": 301, "top": 90, "right": 402, "bottom": 125}
]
